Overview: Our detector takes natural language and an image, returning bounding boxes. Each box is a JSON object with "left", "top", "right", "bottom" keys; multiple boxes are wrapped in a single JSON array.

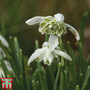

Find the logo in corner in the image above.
[{"left": 1, "top": 78, "right": 13, "bottom": 89}]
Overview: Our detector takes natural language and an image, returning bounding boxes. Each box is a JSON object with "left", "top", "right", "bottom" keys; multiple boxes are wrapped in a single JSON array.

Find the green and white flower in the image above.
[
  {"left": 0, "top": 60, "right": 13, "bottom": 78},
  {"left": 0, "top": 35, "right": 9, "bottom": 48},
  {"left": 0, "top": 35, "right": 9, "bottom": 59},
  {"left": 26, "top": 13, "right": 80, "bottom": 40},
  {"left": 28, "top": 35, "right": 72, "bottom": 66},
  {"left": 0, "top": 35, "right": 13, "bottom": 77}
]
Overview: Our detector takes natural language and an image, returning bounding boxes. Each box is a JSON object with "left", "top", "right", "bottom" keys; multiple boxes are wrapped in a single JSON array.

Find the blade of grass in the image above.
[
  {"left": 59, "top": 66, "right": 67, "bottom": 90},
  {"left": 9, "top": 36, "right": 21, "bottom": 82},
  {"left": 81, "top": 65, "right": 90, "bottom": 90},
  {"left": 14, "top": 37, "right": 21, "bottom": 67},
  {"left": 78, "top": 43, "right": 85, "bottom": 74},
  {"left": 53, "top": 63, "right": 61, "bottom": 90},
  {"left": 1, "top": 59, "right": 9, "bottom": 77},
  {"left": 20, "top": 49, "right": 28, "bottom": 90},
  {"left": 67, "top": 42, "right": 77, "bottom": 82},
  {"left": 76, "top": 85, "right": 80, "bottom": 90}
]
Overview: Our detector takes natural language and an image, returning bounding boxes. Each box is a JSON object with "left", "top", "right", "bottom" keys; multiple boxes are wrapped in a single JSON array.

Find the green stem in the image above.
[
  {"left": 58, "top": 37, "right": 65, "bottom": 66},
  {"left": 53, "top": 63, "right": 61, "bottom": 90},
  {"left": 76, "top": 85, "right": 80, "bottom": 90},
  {"left": 59, "top": 66, "right": 67, "bottom": 90}
]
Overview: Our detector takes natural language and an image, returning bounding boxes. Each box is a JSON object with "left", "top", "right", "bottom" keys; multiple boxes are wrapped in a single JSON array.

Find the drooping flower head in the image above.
[
  {"left": 0, "top": 35, "right": 9, "bottom": 48},
  {"left": 26, "top": 13, "right": 80, "bottom": 41},
  {"left": 0, "top": 60, "right": 13, "bottom": 78},
  {"left": 0, "top": 35, "right": 13, "bottom": 77},
  {"left": 28, "top": 35, "right": 72, "bottom": 66}
]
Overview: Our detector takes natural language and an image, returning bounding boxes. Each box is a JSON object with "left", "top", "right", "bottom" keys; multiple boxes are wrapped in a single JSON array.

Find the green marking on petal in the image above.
[
  {"left": 40, "top": 21, "right": 47, "bottom": 28},
  {"left": 36, "top": 57, "right": 39, "bottom": 62},
  {"left": 46, "top": 60, "right": 49, "bottom": 64},
  {"left": 39, "top": 17, "right": 67, "bottom": 37},
  {"left": 44, "top": 16, "right": 54, "bottom": 22}
]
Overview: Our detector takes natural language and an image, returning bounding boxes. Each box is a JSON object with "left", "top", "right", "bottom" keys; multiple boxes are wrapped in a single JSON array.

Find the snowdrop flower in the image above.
[
  {"left": 0, "top": 60, "right": 13, "bottom": 78},
  {"left": 0, "top": 35, "right": 13, "bottom": 77},
  {"left": 0, "top": 35, "right": 9, "bottom": 59},
  {"left": 28, "top": 35, "right": 72, "bottom": 66},
  {"left": 26, "top": 13, "right": 80, "bottom": 41},
  {"left": 0, "top": 35, "right": 9, "bottom": 48},
  {"left": 0, "top": 48, "right": 6, "bottom": 59}
]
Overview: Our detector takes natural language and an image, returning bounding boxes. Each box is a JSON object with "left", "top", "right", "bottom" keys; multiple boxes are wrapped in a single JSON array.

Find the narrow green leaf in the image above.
[
  {"left": 9, "top": 36, "right": 21, "bottom": 82},
  {"left": 35, "top": 40, "right": 41, "bottom": 71},
  {"left": 45, "top": 34, "right": 49, "bottom": 42},
  {"left": 0, "top": 59, "right": 9, "bottom": 77},
  {"left": 39, "top": 67, "right": 48, "bottom": 90},
  {"left": 59, "top": 66, "right": 67, "bottom": 90},
  {"left": 81, "top": 66, "right": 90, "bottom": 90},
  {"left": 78, "top": 43, "right": 85, "bottom": 73},
  {"left": 76, "top": 85, "right": 80, "bottom": 90},
  {"left": 87, "top": 55, "right": 90, "bottom": 65},
  {"left": 46, "top": 65, "right": 55, "bottom": 90},
  {"left": 32, "top": 79, "right": 37, "bottom": 90},
  {"left": 67, "top": 42, "right": 77, "bottom": 82},
  {"left": 20, "top": 49, "right": 28, "bottom": 90},
  {"left": 34, "top": 67, "right": 48, "bottom": 90},
  {"left": 14, "top": 37, "right": 21, "bottom": 67},
  {"left": 14, "top": 37, "right": 20, "bottom": 56},
  {"left": 53, "top": 63, "right": 61, "bottom": 90},
  {"left": 35, "top": 40, "right": 39, "bottom": 49}
]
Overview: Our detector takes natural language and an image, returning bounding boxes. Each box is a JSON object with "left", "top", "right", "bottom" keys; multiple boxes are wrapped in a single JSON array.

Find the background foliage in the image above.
[
  {"left": 0, "top": 0, "right": 90, "bottom": 56},
  {"left": 0, "top": 0, "right": 90, "bottom": 90}
]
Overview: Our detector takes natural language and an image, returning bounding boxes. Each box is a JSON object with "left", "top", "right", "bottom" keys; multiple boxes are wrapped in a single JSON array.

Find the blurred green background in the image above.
[{"left": 0, "top": 0, "right": 90, "bottom": 56}]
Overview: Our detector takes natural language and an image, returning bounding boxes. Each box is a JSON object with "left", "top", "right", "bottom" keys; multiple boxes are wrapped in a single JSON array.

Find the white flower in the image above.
[
  {"left": 0, "top": 60, "right": 13, "bottom": 78},
  {"left": 28, "top": 35, "right": 72, "bottom": 66},
  {"left": 0, "top": 35, "right": 12, "bottom": 77},
  {"left": 0, "top": 35, "right": 9, "bottom": 59},
  {"left": 26, "top": 13, "right": 80, "bottom": 41},
  {"left": 0, "top": 35, "right": 9, "bottom": 48},
  {"left": 0, "top": 48, "right": 6, "bottom": 59}
]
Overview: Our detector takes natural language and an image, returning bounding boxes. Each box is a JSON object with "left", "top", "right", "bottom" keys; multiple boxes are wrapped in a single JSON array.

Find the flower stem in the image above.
[
  {"left": 58, "top": 37, "right": 65, "bottom": 66},
  {"left": 53, "top": 63, "right": 61, "bottom": 90}
]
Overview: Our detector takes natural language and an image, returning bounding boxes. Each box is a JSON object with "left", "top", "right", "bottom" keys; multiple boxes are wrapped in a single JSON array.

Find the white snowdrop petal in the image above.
[
  {"left": 0, "top": 35, "right": 9, "bottom": 47},
  {"left": 54, "top": 49, "right": 72, "bottom": 61},
  {"left": 28, "top": 47, "right": 47, "bottom": 65},
  {"left": 42, "top": 42, "right": 48, "bottom": 47},
  {"left": 0, "top": 67, "right": 5, "bottom": 78},
  {"left": 65, "top": 23, "right": 80, "bottom": 41},
  {"left": 25, "top": 16, "right": 44, "bottom": 25},
  {"left": 28, "top": 49, "right": 42, "bottom": 65},
  {"left": 43, "top": 49, "right": 50, "bottom": 64},
  {"left": 4, "top": 60, "right": 13, "bottom": 72},
  {"left": 37, "top": 48, "right": 49, "bottom": 62},
  {"left": 44, "top": 57, "right": 53, "bottom": 66},
  {"left": 49, "top": 34, "right": 58, "bottom": 51},
  {"left": 47, "top": 54, "right": 53, "bottom": 65},
  {"left": 43, "top": 51, "right": 53, "bottom": 65},
  {"left": 0, "top": 48, "right": 6, "bottom": 58},
  {"left": 54, "top": 13, "right": 64, "bottom": 22}
]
